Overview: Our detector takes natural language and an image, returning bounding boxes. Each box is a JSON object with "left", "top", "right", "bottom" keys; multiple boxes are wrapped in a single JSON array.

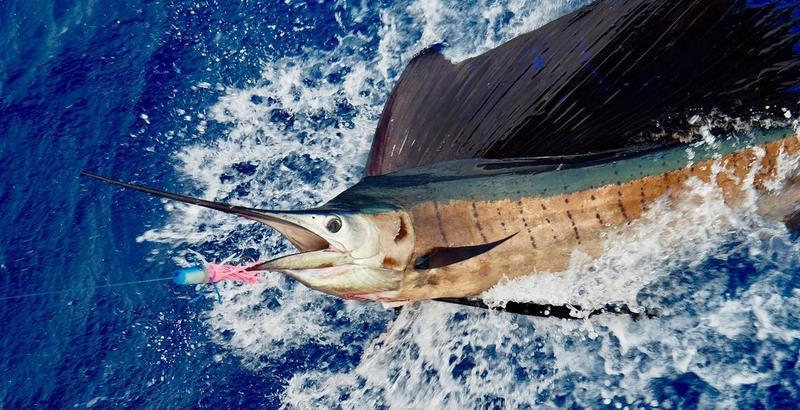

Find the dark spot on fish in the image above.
[
  {"left": 471, "top": 202, "right": 488, "bottom": 242},
  {"left": 516, "top": 199, "right": 537, "bottom": 249},
  {"left": 394, "top": 218, "right": 408, "bottom": 242},
  {"left": 545, "top": 218, "right": 551, "bottom": 224},
  {"left": 596, "top": 212, "right": 604, "bottom": 225},
  {"left": 564, "top": 198, "right": 570, "bottom": 204},
  {"left": 496, "top": 206, "right": 507, "bottom": 231},
  {"left": 617, "top": 190, "right": 623, "bottom": 197},
  {"left": 566, "top": 210, "right": 580, "bottom": 242},
  {"left": 541, "top": 203, "right": 547, "bottom": 210},
  {"left": 617, "top": 199, "right": 629, "bottom": 220},
  {"left": 383, "top": 257, "right": 400, "bottom": 269},
  {"left": 590, "top": 194, "right": 596, "bottom": 201},
  {"left": 433, "top": 201, "right": 449, "bottom": 245}
]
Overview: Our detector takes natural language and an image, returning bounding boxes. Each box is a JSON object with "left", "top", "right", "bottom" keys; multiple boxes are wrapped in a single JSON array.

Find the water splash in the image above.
[
  {"left": 280, "top": 143, "right": 800, "bottom": 407},
  {"left": 481, "top": 151, "right": 792, "bottom": 311},
  {"left": 139, "top": 0, "right": 592, "bottom": 368},
  {"left": 139, "top": 0, "right": 800, "bottom": 407}
]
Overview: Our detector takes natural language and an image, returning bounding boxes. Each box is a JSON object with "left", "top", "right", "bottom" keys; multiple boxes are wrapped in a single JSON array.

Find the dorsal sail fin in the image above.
[{"left": 365, "top": 1, "right": 800, "bottom": 176}]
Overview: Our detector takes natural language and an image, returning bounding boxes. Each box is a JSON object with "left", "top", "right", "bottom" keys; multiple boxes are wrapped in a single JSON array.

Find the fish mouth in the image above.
[
  {"left": 78, "top": 172, "right": 399, "bottom": 298},
  {"left": 248, "top": 215, "right": 399, "bottom": 298},
  {"left": 248, "top": 249, "right": 354, "bottom": 272},
  {"left": 256, "top": 211, "right": 333, "bottom": 253},
  {"left": 249, "top": 211, "right": 353, "bottom": 271},
  {"left": 250, "top": 211, "right": 403, "bottom": 300},
  {"left": 76, "top": 172, "right": 356, "bottom": 272}
]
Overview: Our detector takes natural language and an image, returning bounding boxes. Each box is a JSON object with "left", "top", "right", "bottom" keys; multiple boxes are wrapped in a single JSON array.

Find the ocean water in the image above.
[{"left": 2, "top": 0, "right": 799, "bottom": 408}]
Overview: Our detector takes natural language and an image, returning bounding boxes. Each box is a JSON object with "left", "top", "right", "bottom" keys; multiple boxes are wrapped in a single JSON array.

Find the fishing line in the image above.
[
  {"left": 0, "top": 277, "right": 174, "bottom": 301},
  {"left": 0, "top": 264, "right": 659, "bottom": 319},
  {"left": 0, "top": 263, "right": 269, "bottom": 303}
]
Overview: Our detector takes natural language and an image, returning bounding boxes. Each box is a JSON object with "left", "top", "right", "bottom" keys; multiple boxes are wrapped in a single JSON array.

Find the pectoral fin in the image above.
[{"left": 413, "top": 233, "right": 517, "bottom": 270}]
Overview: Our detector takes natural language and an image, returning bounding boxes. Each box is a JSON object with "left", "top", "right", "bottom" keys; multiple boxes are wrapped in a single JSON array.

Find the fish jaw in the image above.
[
  {"left": 275, "top": 263, "right": 403, "bottom": 299},
  {"left": 79, "top": 171, "right": 419, "bottom": 302},
  {"left": 245, "top": 210, "right": 416, "bottom": 299}
]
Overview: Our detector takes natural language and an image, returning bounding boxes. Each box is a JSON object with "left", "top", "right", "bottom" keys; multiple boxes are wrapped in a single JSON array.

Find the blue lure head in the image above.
[{"left": 173, "top": 266, "right": 209, "bottom": 285}]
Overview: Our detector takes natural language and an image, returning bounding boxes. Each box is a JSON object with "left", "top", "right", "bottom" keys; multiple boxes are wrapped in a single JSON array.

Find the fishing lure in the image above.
[{"left": 173, "top": 263, "right": 268, "bottom": 303}]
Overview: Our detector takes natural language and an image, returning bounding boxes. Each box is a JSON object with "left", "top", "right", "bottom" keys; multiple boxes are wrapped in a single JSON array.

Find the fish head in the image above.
[
  {"left": 249, "top": 207, "right": 415, "bottom": 300},
  {"left": 81, "top": 171, "right": 417, "bottom": 301},
  {"left": 82, "top": 171, "right": 524, "bottom": 303}
]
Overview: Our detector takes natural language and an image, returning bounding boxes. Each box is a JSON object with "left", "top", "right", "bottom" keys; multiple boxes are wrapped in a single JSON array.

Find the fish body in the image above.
[
  {"left": 83, "top": 1, "right": 800, "bottom": 313},
  {"left": 330, "top": 130, "right": 800, "bottom": 301},
  {"left": 83, "top": 129, "right": 800, "bottom": 305}
]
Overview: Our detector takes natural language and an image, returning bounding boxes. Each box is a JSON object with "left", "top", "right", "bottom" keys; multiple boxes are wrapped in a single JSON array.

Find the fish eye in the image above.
[{"left": 325, "top": 216, "right": 342, "bottom": 233}]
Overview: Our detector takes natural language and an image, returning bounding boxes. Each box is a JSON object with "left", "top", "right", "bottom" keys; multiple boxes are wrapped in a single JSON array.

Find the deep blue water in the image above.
[
  {"left": 0, "top": 1, "right": 385, "bottom": 407},
  {"left": 2, "top": 0, "right": 800, "bottom": 408}
]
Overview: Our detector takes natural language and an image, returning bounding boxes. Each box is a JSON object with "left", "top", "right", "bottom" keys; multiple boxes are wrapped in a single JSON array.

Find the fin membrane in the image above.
[
  {"left": 413, "top": 233, "right": 516, "bottom": 270},
  {"left": 435, "top": 298, "right": 658, "bottom": 320},
  {"left": 366, "top": 1, "right": 800, "bottom": 176}
]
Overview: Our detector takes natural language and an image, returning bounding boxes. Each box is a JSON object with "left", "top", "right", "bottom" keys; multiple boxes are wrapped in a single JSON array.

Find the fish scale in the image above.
[
  {"left": 394, "top": 132, "right": 800, "bottom": 300},
  {"left": 81, "top": 129, "right": 800, "bottom": 304},
  {"left": 80, "top": 1, "right": 800, "bottom": 311}
]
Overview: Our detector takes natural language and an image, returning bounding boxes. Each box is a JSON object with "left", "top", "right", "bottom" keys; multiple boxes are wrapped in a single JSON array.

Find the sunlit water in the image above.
[{"left": 2, "top": 0, "right": 799, "bottom": 407}]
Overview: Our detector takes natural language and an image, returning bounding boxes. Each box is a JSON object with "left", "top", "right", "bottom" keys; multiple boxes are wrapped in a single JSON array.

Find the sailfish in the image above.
[{"left": 84, "top": 1, "right": 800, "bottom": 315}]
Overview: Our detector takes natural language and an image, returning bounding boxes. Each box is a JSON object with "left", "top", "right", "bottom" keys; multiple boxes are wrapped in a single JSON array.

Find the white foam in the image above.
[
  {"left": 482, "top": 178, "right": 736, "bottom": 310},
  {"left": 141, "top": 0, "right": 800, "bottom": 406},
  {"left": 140, "top": 0, "right": 594, "bottom": 367},
  {"left": 281, "top": 150, "right": 800, "bottom": 406}
]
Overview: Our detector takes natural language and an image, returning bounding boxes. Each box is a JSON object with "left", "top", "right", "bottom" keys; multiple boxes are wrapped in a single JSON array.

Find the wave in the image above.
[{"left": 139, "top": 0, "right": 800, "bottom": 407}]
